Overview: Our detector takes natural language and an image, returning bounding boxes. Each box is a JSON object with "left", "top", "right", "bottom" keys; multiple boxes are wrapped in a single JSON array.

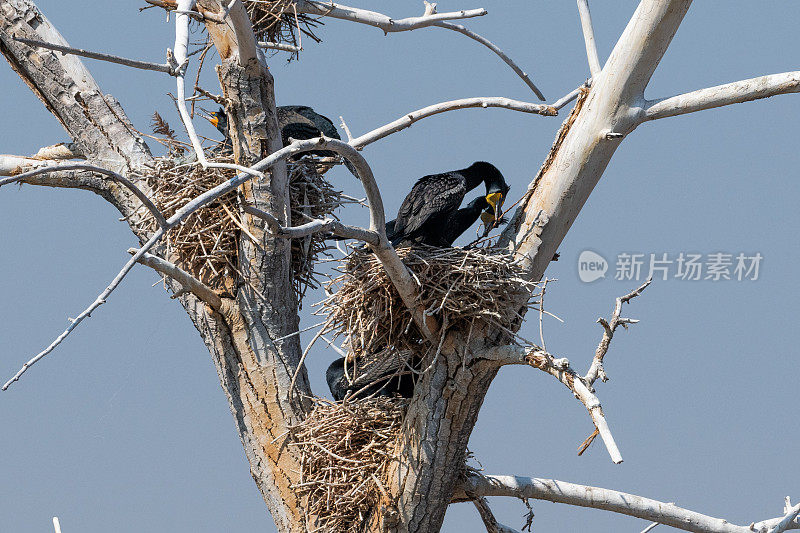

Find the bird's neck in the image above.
[{"left": 460, "top": 166, "right": 485, "bottom": 191}]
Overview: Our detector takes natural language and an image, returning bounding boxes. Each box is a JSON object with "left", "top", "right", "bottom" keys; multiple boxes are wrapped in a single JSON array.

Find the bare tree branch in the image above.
[
  {"left": 257, "top": 41, "right": 301, "bottom": 52},
  {"left": 12, "top": 36, "right": 180, "bottom": 76},
  {"left": 432, "top": 21, "right": 545, "bottom": 100},
  {"left": 127, "top": 248, "right": 223, "bottom": 311},
  {"left": 500, "top": 0, "right": 692, "bottom": 282},
  {"left": 459, "top": 475, "right": 800, "bottom": 533},
  {"left": 641, "top": 71, "right": 800, "bottom": 122},
  {"left": 585, "top": 277, "right": 651, "bottom": 385},
  {"left": 0, "top": 155, "right": 59, "bottom": 176},
  {"left": 2, "top": 228, "right": 164, "bottom": 391},
  {"left": 295, "top": 1, "right": 487, "bottom": 32},
  {"left": 576, "top": 0, "right": 601, "bottom": 78},
  {"left": 552, "top": 84, "right": 587, "bottom": 110},
  {"left": 242, "top": 203, "right": 379, "bottom": 245},
  {"left": 349, "top": 97, "right": 557, "bottom": 149},
  {"left": 483, "top": 344, "right": 622, "bottom": 464},
  {"left": 471, "top": 496, "right": 522, "bottom": 533},
  {"left": 0, "top": 163, "right": 167, "bottom": 228},
  {"left": 1, "top": 136, "right": 432, "bottom": 388},
  {"left": 31, "top": 143, "right": 82, "bottom": 160},
  {"left": 222, "top": 0, "right": 260, "bottom": 66},
  {"left": 0, "top": 1, "right": 152, "bottom": 168},
  {"left": 293, "top": 1, "right": 546, "bottom": 98},
  {"left": 771, "top": 503, "right": 800, "bottom": 533}
]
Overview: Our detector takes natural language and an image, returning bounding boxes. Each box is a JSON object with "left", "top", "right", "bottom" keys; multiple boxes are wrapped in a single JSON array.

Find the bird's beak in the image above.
[
  {"left": 198, "top": 108, "right": 219, "bottom": 128},
  {"left": 485, "top": 192, "right": 505, "bottom": 218}
]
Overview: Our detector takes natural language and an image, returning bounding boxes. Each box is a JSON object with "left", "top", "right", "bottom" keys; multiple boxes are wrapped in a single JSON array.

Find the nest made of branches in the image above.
[
  {"left": 139, "top": 151, "right": 345, "bottom": 297},
  {"left": 243, "top": 0, "right": 322, "bottom": 52},
  {"left": 288, "top": 158, "right": 349, "bottom": 301},
  {"left": 143, "top": 155, "right": 241, "bottom": 291},
  {"left": 290, "top": 397, "right": 406, "bottom": 532},
  {"left": 319, "top": 246, "right": 542, "bottom": 383}
]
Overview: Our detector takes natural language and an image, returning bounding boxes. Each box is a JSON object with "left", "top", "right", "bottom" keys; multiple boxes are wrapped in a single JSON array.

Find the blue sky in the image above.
[{"left": 1, "top": 2, "right": 798, "bottom": 532}]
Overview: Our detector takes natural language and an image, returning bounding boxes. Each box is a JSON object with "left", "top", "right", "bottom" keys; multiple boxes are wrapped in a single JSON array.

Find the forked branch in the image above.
[
  {"left": 1, "top": 137, "right": 431, "bottom": 388},
  {"left": 585, "top": 277, "right": 651, "bottom": 385},
  {"left": 242, "top": 204, "right": 379, "bottom": 245},
  {"left": 484, "top": 344, "right": 622, "bottom": 463}
]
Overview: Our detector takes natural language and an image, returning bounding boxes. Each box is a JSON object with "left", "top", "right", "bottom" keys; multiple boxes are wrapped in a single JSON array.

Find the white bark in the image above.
[
  {"left": 501, "top": 0, "right": 693, "bottom": 279},
  {"left": 485, "top": 344, "right": 622, "bottom": 463},
  {"left": 294, "top": 1, "right": 487, "bottom": 32},
  {"left": 642, "top": 72, "right": 800, "bottom": 121},
  {"left": 0, "top": 163, "right": 167, "bottom": 228},
  {"left": 576, "top": 0, "right": 601, "bottom": 77},
  {"left": 432, "top": 21, "right": 546, "bottom": 100},
  {"left": 461, "top": 475, "right": 800, "bottom": 533},
  {"left": 11, "top": 36, "right": 178, "bottom": 75},
  {"left": 127, "top": 248, "right": 223, "bottom": 311},
  {"left": 349, "top": 97, "right": 556, "bottom": 149}
]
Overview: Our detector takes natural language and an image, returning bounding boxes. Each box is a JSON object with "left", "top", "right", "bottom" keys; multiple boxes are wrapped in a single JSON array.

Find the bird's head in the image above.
[
  {"left": 467, "top": 161, "right": 510, "bottom": 219},
  {"left": 199, "top": 107, "right": 228, "bottom": 135}
]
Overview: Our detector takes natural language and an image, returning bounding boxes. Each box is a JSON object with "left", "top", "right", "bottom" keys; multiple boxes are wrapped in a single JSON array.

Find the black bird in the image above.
[
  {"left": 387, "top": 162, "right": 510, "bottom": 247},
  {"left": 201, "top": 106, "right": 359, "bottom": 176},
  {"left": 383, "top": 195, "right": 499, "bottom": 247},
  {"left": 326, "top": 357, "right": 415, "bottom": 401}
]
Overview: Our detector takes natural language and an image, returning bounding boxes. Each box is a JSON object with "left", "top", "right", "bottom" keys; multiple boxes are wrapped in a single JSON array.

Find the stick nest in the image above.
[
  {"left": 319, "top": 246, "right": 541, "bottom": 383},
  {"left": 290, "top": 397, "right": 406, "bottom": 532},
  {"left": 139, "top": 154, "right": 344, "bottom": 298},
  {"left": 243, "top": 0, "right": 323, "bottom": 53}
]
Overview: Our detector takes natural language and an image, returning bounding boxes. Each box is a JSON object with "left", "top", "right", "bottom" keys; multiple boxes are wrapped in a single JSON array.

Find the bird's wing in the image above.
[
  {"left": 279, "top": 106, "right": 341, "bottom": 140},
  {"left": 393, "top": 173, "right": 466, "bottom": 237},
  {"left": 294, "top": 107, "right": 341, "bottom": 140},
  {"left": 281, "top": 122, "right": 322, "bottom": 145}
]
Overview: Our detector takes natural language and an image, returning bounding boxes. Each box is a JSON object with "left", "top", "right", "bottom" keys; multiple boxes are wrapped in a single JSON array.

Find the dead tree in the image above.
[{"left": 1, "top": 1, "right": 798, "bottom": 532}]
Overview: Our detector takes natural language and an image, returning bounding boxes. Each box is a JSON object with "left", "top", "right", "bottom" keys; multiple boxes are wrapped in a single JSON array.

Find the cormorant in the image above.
[
  {"left": 387, "top": 162, "right": 510, "bottom": 247},
  {"left": 200, "top": 106, "right": 358, "bottom": 176},
  {"left": 383, "top": 195, "right": 499, "bottom": 247},
  {"left": 326, "top": 357, "right": 415, "bottom": 401}
]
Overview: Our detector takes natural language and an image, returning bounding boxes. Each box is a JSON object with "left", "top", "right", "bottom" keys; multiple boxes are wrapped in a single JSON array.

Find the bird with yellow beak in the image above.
[{"left": 387, "top": 161, "right": 510, "bottom": 247}]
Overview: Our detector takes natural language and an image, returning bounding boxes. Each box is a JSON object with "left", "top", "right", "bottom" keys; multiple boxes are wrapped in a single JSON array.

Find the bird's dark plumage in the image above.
[
  {"left": 202, "top": 106, "right": 359, "bottom": 177},
  {"left": 326, "top": 357, "right": 415, "bottom": 401},
  {"left": 387, "top": 162, "right": 509, "bottom": 247}
]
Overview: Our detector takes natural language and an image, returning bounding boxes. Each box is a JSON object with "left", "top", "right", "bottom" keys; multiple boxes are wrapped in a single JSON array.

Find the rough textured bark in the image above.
[
  {"left": 2, "top": 2, "right": 310, "bottom": 530},
  {"left": 6, "top": 1, "right": 795, "bottom": 532}
]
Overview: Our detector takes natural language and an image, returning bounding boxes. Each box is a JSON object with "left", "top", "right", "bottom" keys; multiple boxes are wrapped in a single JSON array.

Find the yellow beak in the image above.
[
  {"left": 199, "top": 110, "right": 220, "bottom": 128},
  {"left": 486, "top": 192, "right": 504, "bottom": 215},
  {"left": 480, "top": 210, "right": 495, "bottom": 227}
]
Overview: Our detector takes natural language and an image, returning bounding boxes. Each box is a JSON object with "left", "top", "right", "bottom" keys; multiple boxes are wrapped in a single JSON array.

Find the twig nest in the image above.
[
  {"left": 243, "top": 0, "right": 323, "bottom": 53},
  {"left": 320, "top": 245, "right": 541, "bottom": 383},
  {"left": 143, "top": 155, "right": 241, "bottom": 291},
  {"left": 290, "top": 397, "right": 406, "bottom": 532},
  {"left": 138, "top": 154, "right": 345, "bottom": 298}
]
